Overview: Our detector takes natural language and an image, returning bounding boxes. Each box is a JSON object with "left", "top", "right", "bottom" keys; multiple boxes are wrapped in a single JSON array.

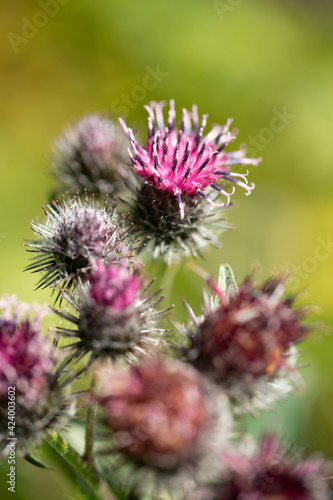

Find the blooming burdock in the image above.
[
  {"left": 120, "top": 100, "right": 261, "bottom": 261},
  {"left": 0, "top": 296, "right": 66, "bottom": 455},
  {"left": 95, "top": 358, "right": 232, "bottom": 497},
  {"left": 0, "top": 95, "right": 330, "bottom": 499},
  {"left": 55, "top": 261, "right": 170, "bottom": 364},
  {"left": 25, "top": 195, "right": 135, "bottom": 301},
  {"left": 51, "top": 114, "right": 128, "bottom": 199},
  {"left": 214, "top": 434, "right": 330, "bottom": 500},
  {"left": 183, "top": 269, "right": 310, "bottom": 413}
]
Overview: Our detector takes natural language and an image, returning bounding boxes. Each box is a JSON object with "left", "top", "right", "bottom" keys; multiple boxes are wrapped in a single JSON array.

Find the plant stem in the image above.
[{"left": 83, "top": 374, "right": 96, "bottom": 467}]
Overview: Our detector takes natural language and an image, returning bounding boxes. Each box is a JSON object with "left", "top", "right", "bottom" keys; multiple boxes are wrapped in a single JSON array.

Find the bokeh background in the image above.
[{"left": 1, "top": 0, "right": 333, "bottom": 498}]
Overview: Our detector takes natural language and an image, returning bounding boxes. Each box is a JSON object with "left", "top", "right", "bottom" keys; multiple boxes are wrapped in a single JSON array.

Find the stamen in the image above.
[
  {"left": 153, "top": 101, "right": 166, "bottom": 130},
  {"left": 181, "top": 138, "right": 191, "bottom": 166},
  {"left": 225, "top": 157, "right": 261, "bottom": 166},
  {"left": 128, "top": 150, "right": 137, "bottom": 167},
  {"left": 172, "top": 143, "right": 179, "bottom": 172},
  {"left": 195, "top": 114, "right": 208, "bottom": 146},
  {"left": 198, "top": 148, "right": 213, "bottom": 171},
  {"left": 215, "top": 132, "right": 222, "bottom": 144},
  {"left": 184, "top": 167, "right": 191, "bottom": 179},
  {"left": 168, "top": 99, "right": 176, "bottom": 130},
  {"left": 119, "top": 118, "right": 131, "bottom": 138},
  {"left": 162, "top": 132, "right": 169, "bottom": 163},
  {"left": 216, "top": 132, "right": 233, "bottom": 152},
  {"left": 225, "top": 175, "right": 255, "bottom": 195},
  {"left": 182, "top": 108, "right": 191, "bottom": 135},
  {"left": 197, "top": 190, "right": 227, "bottom": 207},
  {"left": 136, "top": 153, "right": 146, "bottom": 169},
  {"left": 192, "top": 104, "right": 199, "bottom": 130},
  {"left": 153, "top": 138, "right": 159, "bottom": 170},
  {"left": 151, "top": 131, "right": 159, "bottom": 169},
  {"left": 222, "top": 117, "right": 234, "bottom": 134},
  {"left": 198, "top": 141, "right": 207, "bottom": 159},
  {"left": 211, "top": 184, "right": 236, "bottom": 205},
  {"left": 147, "top": 117, "right": 155, "bottom": 139}
]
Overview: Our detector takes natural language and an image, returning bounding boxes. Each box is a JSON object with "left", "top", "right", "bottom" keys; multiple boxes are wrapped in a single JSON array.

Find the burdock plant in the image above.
[
  {"left": 54, "top": 260, "right": 172, "bottom": 365},
  {"left": 181, "top": 268, "right": 310, "bottom": 414},
  {"left": 214, "top": 434, "right": 331, "bottom": 500},
  {"left": 25, "top": 194, "right": 135, "bottom": 301},
  {"left": 120, "top": 100, "right": 261, "bottom": 261},
  {"left": 95, "top": 358, "right": 233, "bottom": 498},
  {"left": 0, "top": 296, "right": 74, "bottom": 456},
  {"left": 51, "top": 114, "right": 129, "bottom": 199},
  {"left": 0, "top": 98, "right": 331, "bottom": 500}
]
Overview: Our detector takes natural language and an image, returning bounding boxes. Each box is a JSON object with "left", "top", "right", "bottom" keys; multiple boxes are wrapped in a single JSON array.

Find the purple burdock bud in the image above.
[
  {"left": 183, "top": 270, "right": 310, "bottom": 413},
  {"left": 216, "top": 434, "right": 331, "bottom": 499},
  {"left": 95, "top": 358, "right": 232, "bottom": 497},
  {"left": 0, "top": 296, "right": 65, "bottom": 455},
  {"left": 25, "top": 195, "right": 134, "bottom": 301},
  {"left": 51, "top": 114, "right": 128, "bottom": 198},
  {"left": 120, "top": 100, "right": 260, "bottom": 262},
  {"left": 55, "top": 261, "right": 171, "bottom": 364}
]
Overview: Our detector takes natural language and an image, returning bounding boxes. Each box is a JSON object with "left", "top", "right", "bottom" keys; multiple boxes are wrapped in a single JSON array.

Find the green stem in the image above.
[{"left": 83, "top": 374, "right": 96, "bottom": 467}]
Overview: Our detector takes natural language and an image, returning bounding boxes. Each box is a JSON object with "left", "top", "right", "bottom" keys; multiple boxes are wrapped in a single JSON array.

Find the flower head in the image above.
[
  {"left": 96, "top": 359, "right": 208, "bottom": 468},
  {"left": 25, "top": 195, "right": 134, "bottom": 300},
  {"left": 0, "top": 296, "right": 65, "bottom": 455},
  {"left": 51, "top": 114, "right": 128, "bottom": 198},
  {"left": 95, "top": 358, "right": 232, "bottom": 497},
  {"left": 120, "top": 100, "right": 260, "bottom": 262},
  {"left": 55, "top": 261, "right": 170, "bottom": 364},
  {"left": 217, "top": 434, "right": 330, "bottom": 500},
  {"left": 183, "top": 270, "right": 310, "bottom": 413},
  {"left": 120, "top": 100, "right": 260, "bottom": 218}
]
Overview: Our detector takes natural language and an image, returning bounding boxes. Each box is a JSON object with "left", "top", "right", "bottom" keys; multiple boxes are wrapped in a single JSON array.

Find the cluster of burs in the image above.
[{"left": 0, "top": 100, "right": 331, "bottom": 499}]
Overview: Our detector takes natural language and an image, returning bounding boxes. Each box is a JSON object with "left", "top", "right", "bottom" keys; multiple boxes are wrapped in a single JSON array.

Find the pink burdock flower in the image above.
[
  {"left": 121, "top": 100, "right": 260, "bottom": 218},
  {"left": 25, "top": 195, "right": 135, "bottom": 302},
  {"left": 95, "top": 358, "right": 232, "bottom": 497},
  {"left": 120, "top": 100, "right": 261, "bottom": 261},
  {"left": 55, "top": 261, "right": 171, "bottom": 364},
  {"left": 183, "top": 267, "right": 310, "bottom": 413},
  {"left": 52, "top": 114, "right": 128, "bottom": 199},
  {"left": 0, "top": 296, "right": 65, "bottom": 455},
  {"left": 216, "top": 434, "right": 330, "bottom": 499}
]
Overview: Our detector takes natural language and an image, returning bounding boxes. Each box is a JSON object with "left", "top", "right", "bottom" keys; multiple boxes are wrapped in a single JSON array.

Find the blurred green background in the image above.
[{"left": 1, "top": 0, "right": 333, "bottom": 498}]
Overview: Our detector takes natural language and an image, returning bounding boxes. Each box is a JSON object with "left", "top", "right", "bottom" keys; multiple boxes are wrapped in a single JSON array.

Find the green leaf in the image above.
[
  {"left": 44, "top": 431, "right": 104, "bottom": 500},
  {"left": 24, "top": 439, "right": 53, "bottom": 469},
  {"left": 25, "top": 453, "right": 53, "bottom": 469},
  {"left": 214, "top": 263, "right": 238, "bottom": 308}
]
